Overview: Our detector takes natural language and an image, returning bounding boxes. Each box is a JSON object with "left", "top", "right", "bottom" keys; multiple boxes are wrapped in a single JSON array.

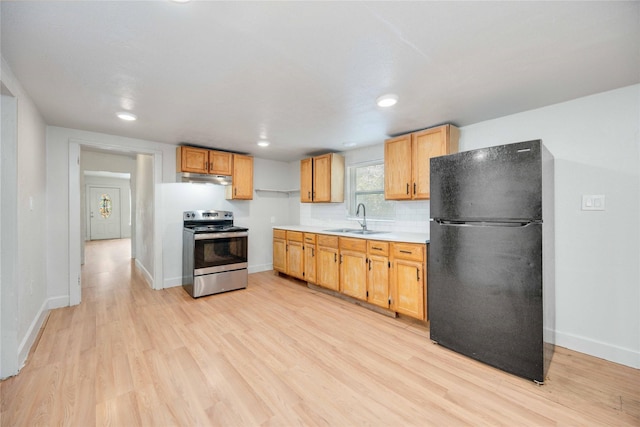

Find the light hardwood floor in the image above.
[{"left": 1, "top": 238, "right": 638, "bottom": 426}]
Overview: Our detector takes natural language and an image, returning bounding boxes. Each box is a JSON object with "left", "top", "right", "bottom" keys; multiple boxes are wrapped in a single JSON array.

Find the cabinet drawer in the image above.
[
  {"left": 367, "top": 241, "right": 389, "bottom": 256},
  {"left": 339, "top": 237, "right": 367, "bottom": 252},
  {"left": 286, "top": 231, "right": 303, "bottom": 242},
  {"left": 273, "top": 229, "right": 286, "bottom": 239},
  {"left": 303, "top": 233, "right": 316, "bottom": 244},
  {"left": 392, "top": 243, "right": 424, "bottom": 262},
  {"left": 317, "top": 234, "right": 339, "bottom": 248}
]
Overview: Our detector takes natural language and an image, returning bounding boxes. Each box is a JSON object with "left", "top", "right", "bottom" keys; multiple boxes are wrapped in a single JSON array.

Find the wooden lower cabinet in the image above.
[
  {"left": 317, "top": 235, "right": 339, "bottom": 291},
  {"left": 286, "top": 231, "right": 305, "bottom": 280},
  {"left": 391, "top": 243, "right": 426, "bottom": 320},
  {"left": 272, "top": 230, "right": 426, "bottom": 321},
  {"left": 303, "top": 233, "right": 317, "bottom": 284},
  {"left": 273, "top": 229, "right": 287, "bottom": 273},
  {"left": 339, "top": 237, "right": 367, "bottom": 301},
  {"left": 367, "top": 241, "right": 390, "bottom": 309}
]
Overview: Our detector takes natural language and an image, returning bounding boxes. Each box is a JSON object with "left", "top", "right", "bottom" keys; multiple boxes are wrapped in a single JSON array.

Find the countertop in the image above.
[{"left": 273, "top": 225, "right": 429, "bottom": 244}]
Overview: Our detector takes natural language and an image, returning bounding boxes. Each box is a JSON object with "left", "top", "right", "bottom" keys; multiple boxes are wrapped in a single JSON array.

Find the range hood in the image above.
[{"left": 177, "top": 172, "right": 232, "bottom": 185}]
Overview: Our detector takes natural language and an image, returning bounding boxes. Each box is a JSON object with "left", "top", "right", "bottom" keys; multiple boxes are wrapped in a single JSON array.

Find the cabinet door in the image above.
[
  {"left": 384, "top": 135, "right": 412, "bottom": 200},
  {"left": 209, "top": 150, "right": 232, "bottom": 175},
  {"left": 300, "top": 158, "right": 313, "bottom": 203},
  {"left": 304, "top": 242, "right": 317, "bottom": 283},
  {"left": 317, "top": 246, "right": 339, "bottom": 291},
  {"left": 313, "top": 154, "right": 332, "bottom": 202},
  {"left": 273, "top": 236, "right": 287, "bottom": 273},
  {"left": 393, "top": 259, "right": 425, "bottom": 320},
  {"left": 368, "top": 254, "right": 390, "bottom": 308},
  {"left": 287, "top": 240, "right": 305, "bottom": 280},
  {"left": 177, "top": 146, "right": 209, "bottom": 174},
  {"left": 230, "top": 154, "right": 253, "bottom": 200},
  {"left": 340, "top": 250, "right": 367, "bottom": 301},
  {"left": 413, "top": 127, "right": 447, "bottom": 200}
]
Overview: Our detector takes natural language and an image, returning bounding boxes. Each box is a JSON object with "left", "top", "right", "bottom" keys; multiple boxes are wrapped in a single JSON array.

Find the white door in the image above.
[{"left": 89, "top": 187, "right": 121, "bottom": 240}]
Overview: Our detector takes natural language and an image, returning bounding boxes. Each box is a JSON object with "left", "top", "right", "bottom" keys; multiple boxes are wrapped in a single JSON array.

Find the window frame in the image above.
[{"left": 347, "top": 160, "right": 395, "bottom": 220}]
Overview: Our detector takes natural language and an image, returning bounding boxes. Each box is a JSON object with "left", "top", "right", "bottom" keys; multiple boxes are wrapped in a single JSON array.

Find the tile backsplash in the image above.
[{"left": 299, "top": 200, "right": 430, "bottom": 234}]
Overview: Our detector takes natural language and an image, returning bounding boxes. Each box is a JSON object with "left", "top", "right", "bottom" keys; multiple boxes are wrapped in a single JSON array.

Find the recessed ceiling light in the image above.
[
  {"left": 170, "top": 0, "right": 191, "bottom": 3},
  {"left": 116, "top": 112, "right": 137, "bottom": 121},
  {"left": 376, "top": 94, "right": 399, "bottom": 108},
  {"left": 343, "top": 142, "right": 357, "bottom": 148},
  {"left": 257, "top": 140, "right": 270, "bottom": 147}
]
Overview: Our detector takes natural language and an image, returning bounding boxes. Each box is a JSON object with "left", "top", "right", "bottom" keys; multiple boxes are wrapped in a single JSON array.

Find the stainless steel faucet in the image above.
[{"left": 356, "top": 203, "right": 367, "bottom": 231}]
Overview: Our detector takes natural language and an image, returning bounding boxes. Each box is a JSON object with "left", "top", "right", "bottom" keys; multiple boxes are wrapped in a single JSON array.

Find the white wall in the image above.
[
  {"left": 46, "top": 126, "right": 174, "bottom": 304},
  {"left": 84, "top": 176, "right": 132, "bottom": 239},
  {"left": 160, "top": 157, "right": 293, "bottom": 288},
  {"left": 459, "top": 84, "right": 640, "bottom": 368},
  {"left": 81, "top": 150, "right": 136, "bottom": 241},
  {"left": 294, "top": 144, "right": 431, "bottom": 234},
  {"left": 135, "top": 154, "right": 155, "bottom": 286},
  {"left": 0, "top": 58, "right": 48, "bottom": 376},
  {"left": 288, "top": 85, "right": 640, "bottom": 369}
]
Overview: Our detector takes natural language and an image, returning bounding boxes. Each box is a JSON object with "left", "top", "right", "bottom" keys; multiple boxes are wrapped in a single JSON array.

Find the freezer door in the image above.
[
  {"left": 430, "top": 140, "right": 542, "bottom": 221},
  {"left": 428, "top": 220, "right": 544, "bottom": 382}
]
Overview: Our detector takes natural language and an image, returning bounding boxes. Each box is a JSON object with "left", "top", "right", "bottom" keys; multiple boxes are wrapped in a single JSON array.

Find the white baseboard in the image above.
[
  {"left": 163, "top": 276, "right": 182, "bottom": 289},
  {"left": 135, "top": 258, "right": 154, "bottom": 289},
  {"left": 249, "top": 263, "right": 272, "bottom": 274},
  {"left": 48, "top": 295, "right": 69, "bottom": 309},
  {"left": 554, "top": 329, "right": 639, "bottom": 369},
  {"left": 17, "top": 299, "right": 49, "bottom": 369}
]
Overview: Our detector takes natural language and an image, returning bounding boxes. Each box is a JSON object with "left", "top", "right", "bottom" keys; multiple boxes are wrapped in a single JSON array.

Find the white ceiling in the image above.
[{"left": 1, "top": 1, "right": 638, "bottom": 162}]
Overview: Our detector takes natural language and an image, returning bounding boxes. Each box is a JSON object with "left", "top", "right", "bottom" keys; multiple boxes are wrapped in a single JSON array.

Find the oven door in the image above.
[{"left": 193, "top": 231, "right": 248, "bottom": 275}]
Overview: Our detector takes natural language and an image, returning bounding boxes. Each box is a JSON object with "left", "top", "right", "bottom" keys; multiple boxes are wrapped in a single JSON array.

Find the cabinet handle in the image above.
[
  {"left": 413, "top": 182, "right": 416, "bottom": 195},
  {"left": 308, "top": 191, "right": 311, "bottom": 199},
  {"left": 340, "top": 254, "right": 343, "bottom": 264},
  {"left": 372, "top": 246, "right": 383, "bottom": 251},
  {"left": 417, "top": 269, "right": 420, "bottom": 281},
  {"left": 400, "top": 250, "right": 412, "bottom": 254},
  {"left": 234, "top": 188, "right": 237, "bottom": 196},
  {"left": 406, "top": 183, "right": 409, "bottom": 195},
  {"left": 205, "top": 161, "right": 208, "bottom": 171},
  {"left": 334, "top": 253, "right": 337, "bottom": 263},
  {"left": 368, "top": 259, "right": 372, "bottom": 271},
  {"left": 312, "top": 248, "right": 315, "bottom": 257}
]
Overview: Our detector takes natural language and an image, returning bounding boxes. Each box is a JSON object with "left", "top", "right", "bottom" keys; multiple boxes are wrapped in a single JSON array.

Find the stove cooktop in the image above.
[{"left": 189, "top": 225, "right": 248, "bottom": 233}]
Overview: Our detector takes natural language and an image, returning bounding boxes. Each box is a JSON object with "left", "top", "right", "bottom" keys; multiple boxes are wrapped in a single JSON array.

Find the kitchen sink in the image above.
[
  {"left": 322, "top": 228, "right": 388, "bottom": 235},
  {"left": 348, "top": 230, "right": 388, "bottom": 235}
]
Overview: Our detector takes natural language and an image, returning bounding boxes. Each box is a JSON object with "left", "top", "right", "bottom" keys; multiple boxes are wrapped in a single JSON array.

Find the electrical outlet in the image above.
[{"left": 582, "top": 195, "right": 605, "bottom": 211}]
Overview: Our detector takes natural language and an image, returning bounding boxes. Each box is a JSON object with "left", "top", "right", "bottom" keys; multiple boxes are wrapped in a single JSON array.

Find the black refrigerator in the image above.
[{"left": 428, "top": 140, "right": 555, "bottom": 383}]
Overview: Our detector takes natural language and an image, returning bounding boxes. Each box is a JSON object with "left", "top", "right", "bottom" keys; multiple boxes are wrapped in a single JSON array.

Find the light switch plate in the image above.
[{"left": 582, "top": 195, "right": 605, "bottom": 211}]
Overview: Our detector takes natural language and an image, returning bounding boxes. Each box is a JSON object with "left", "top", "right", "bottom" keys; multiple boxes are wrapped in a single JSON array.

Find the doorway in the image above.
[{"left": 69, "top": 141, "right": 163, "bottom": 306}]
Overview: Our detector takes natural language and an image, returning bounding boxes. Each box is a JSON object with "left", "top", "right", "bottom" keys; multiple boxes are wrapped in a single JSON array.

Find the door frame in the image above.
[{"left": 69, "top": 139, "right": 164, "bottom": 306}]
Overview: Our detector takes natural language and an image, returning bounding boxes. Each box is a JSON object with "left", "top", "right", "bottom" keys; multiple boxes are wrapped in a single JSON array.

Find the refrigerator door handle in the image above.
[{"left": 435, "top": 219, "right": 537, "bottom": 228}]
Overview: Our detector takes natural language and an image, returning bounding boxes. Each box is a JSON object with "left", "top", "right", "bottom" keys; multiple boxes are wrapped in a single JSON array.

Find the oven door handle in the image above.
[{"left": 194, "top": 231, "right": 248, "bottom": 240}]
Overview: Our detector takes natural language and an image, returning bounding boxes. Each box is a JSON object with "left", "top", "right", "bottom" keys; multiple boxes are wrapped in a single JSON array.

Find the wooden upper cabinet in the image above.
[
  {"left": 384, "top": 134, "right": 413, "bottom": 200},
  {"left": 384, "top": 124, "right": 459, "bottom": 200},
  {"left": 177, "top": 146, "right": 209, "bottom": 174},
  {"left": 300, "top": 158, "right": 313, "bottom": 203},
  {"left": 209, "top": 150, "right": 232, "bottom": 175},
  {"left": 227, "top": 154, "right": 253, "bottom": 200},
  {"left": 176, "top": 146, "right": 234, "bottom": 177},
  {"left": 300, "top": 153, "right": 344, "bottom": 203}
]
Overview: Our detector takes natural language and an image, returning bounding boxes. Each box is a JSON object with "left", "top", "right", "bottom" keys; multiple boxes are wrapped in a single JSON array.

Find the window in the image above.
[{"left": 348, "top": 161, "right": 395, "bottom": 219}]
